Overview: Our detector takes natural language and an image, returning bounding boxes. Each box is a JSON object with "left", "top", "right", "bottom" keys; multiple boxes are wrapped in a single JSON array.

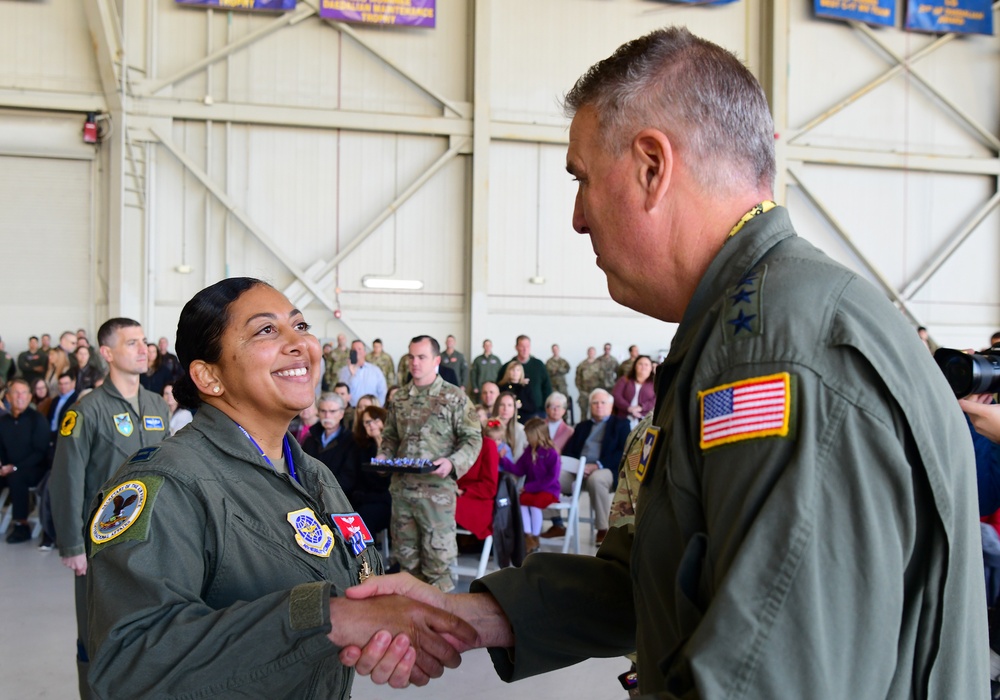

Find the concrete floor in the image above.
[{"left": 0, "top": 523, "right": 629, "bottom": 700}]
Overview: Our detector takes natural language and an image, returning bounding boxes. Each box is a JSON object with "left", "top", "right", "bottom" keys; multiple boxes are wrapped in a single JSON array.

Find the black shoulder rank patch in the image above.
[
  {"left": 89, "top": 475, "right": 164, "bottom": 554},
  {"left": 722, "top": 265, "right": 767, "bottom": 341},
  {"left": 129, "top": 446, "right": 161, "bottom": 464}
]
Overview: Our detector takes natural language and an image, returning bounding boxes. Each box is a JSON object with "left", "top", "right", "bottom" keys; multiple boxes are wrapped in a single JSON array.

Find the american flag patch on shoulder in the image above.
[{"left": 699, "top": 372, "right": 792, "bottom": 450}]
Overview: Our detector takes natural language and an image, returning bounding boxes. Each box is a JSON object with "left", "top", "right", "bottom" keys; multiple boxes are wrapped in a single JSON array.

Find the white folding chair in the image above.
[
  {"left": 0, "top": 486, "right": 43, "bottom": 538},
  {"left": 451, "top": 529, "right": 494, "bottom": 580},
  {"left": 539, "top": 456, "right": 586, "bottom": 554}
]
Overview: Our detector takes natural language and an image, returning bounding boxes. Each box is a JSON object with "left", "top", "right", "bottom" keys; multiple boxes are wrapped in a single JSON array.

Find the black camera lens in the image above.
[{"left": 934, "top": 348, "right": 1000, "bottom": 398}]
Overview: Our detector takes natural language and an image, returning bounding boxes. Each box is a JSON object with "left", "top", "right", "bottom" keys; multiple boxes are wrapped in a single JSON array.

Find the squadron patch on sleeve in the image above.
[
  {"left": 60, "top": 410, "right": 78, "bottom": 437},
  {"left": 89, "top": 476, "right": 165, "bottom": 554},
  {"left": 699, "top": 372, "right": 794, "bottom": 450},
  {"left": 286, "top": 508, "right": 335, "bottom": 558},
  {"left": 635, "top": 425, "right": 661, "bottom": 484}
]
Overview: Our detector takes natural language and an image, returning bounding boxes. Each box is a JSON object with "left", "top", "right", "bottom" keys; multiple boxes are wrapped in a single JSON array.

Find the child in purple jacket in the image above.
[{"left": 505, "top": 418, "right": 561, "bottom": 553}]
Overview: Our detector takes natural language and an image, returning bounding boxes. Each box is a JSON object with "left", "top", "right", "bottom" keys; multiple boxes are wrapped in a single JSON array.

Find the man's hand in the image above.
[
  {"left": 0, "top": 464, "right": 15, "bottom": 477},
  {"left": 62, "top": 554, "right": 88, "bottom": 576},
  {"left": 583, "top": 461, "right": 599, "bottom": 477},
  {"left": 431, "top": 457, "right": 453, "bottom": 478},
  {"left": 960, "top": 396, "right": 1000, "bottom": 443},
  {"left": 328, "top": 590, "right": 477, "bottom": 688}
]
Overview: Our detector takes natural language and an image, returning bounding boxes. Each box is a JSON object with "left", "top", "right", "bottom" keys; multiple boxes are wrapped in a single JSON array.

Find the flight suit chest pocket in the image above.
[{"left": 208, "top": 508, "right": 327, "bottom": 606}]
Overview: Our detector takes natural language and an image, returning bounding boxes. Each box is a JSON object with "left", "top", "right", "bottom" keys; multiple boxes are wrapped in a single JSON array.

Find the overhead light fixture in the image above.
[
  {"left": 529, "top": 276, "right": 546, "bottom": 285},
  {"left": 362, "top": 276, "right": 424, "bottom": 290},
  {"left": 175, "top": 264, "right": 193, "bottom": 274}
]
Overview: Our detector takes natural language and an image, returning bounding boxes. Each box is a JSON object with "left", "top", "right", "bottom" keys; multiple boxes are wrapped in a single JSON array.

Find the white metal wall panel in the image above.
[
  {"left": 0, "top": 0, "right": 101, "bottom": 97},
  {"left": 0, "top": 155, "right": 95, "bottom": 344}
]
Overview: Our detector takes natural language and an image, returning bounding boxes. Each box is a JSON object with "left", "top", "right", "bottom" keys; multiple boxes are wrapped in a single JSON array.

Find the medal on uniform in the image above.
[
  {"left": 330, "top": 513, "right": 374, "bottom": 546},
  {"left": 359, "top": 557, "right": 373, "bottom": 584},
  {"left": 636, "top": 426, "right": 661, "bottom": 484},
  {"left": 286, "top": 508, "right": 335, "bottom": 558}
]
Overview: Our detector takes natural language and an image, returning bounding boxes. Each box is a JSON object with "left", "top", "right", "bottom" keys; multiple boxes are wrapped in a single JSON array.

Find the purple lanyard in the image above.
[{"left": 235, "top": 423, "right": 298, "bottom": 483}]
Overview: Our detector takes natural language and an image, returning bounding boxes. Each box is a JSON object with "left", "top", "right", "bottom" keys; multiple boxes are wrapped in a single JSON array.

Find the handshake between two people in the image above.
[{"left": 327, "top": 573, "right": 513, "bottom": 688}]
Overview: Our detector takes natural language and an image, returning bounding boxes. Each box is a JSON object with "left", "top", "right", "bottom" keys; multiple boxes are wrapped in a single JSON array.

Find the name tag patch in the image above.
[
  {"left": 699, "top": 372, "right": 793, "bottom": 450},
  {"left": 286, "top": 508, "right": 335, "bottom": 558},
  {"left": 143, "top": 416, "right": 165, "bottom": 431}
]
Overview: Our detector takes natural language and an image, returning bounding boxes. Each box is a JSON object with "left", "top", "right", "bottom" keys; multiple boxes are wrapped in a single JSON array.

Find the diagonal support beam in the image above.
[
  {"left": 902, "top": 190, "right": 1000, "bottom": 299},
  {"left": 151, "top": 125, "right": 337, "bottom": 314},
  {"left": 305, "top": 0, "right": 464, "bottom": 118},
  {"left": 286, "top": 137, "right": 469, "bottom": 306},
  {"left": 787, "top": 164, "right": 920, "bottom": 325},
  {"left": 789, "top": 33, "right": 955, "bottom": 143},
  {"left": 140, "top": 4, "right": 317, "bottom": 96},
  {"left": 82, "top": 0, "right": 124, "bottom": 112},
  {"left": 851, "top": 19, "right": 1000, "bottom": 152}
]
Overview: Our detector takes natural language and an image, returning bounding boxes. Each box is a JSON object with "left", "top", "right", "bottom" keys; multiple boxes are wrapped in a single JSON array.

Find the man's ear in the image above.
[
  {"left": 98, "top": 345, "right": 114, "bottom": 366},
  {"left": 190, "top": 360, "right": 221, "bottom": 397},
  {"left": 633, "top": 129, "right": 673, "bottom": 212}
]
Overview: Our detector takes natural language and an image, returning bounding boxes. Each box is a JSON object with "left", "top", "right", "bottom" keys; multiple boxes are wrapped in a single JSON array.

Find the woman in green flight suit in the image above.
[{"left": 85, "top": 278, "right": 473, "bottom": 699}]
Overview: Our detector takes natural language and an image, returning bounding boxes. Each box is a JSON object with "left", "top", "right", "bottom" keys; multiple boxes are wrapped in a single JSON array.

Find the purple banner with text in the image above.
[
  {"left": 320, "top": 0, "right": 436, "bottom": 28},
  {"left": 175, "top": 0, "right": 296, "bottom": 11}
]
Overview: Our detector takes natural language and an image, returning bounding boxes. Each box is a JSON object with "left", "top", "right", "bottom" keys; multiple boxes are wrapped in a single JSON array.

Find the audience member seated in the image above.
[
  {"left": 543, "top": 391, "right": 574, "bottom": 453},
  {"left": 30, "top": 378, "right": 52, "bottom": 418},
  {"left": 542, "top": 388, "right": 629, "bottom": 545},
  {"left": 303, "top": 392, "right": 358, "bottom": 496},
  {"left": 497, "top": 362, "right": 536, "bottom": 424},
  {"left": 503, "top": 418, "right": 560, "bottom": 554},
  {"left": 45, "top": 347, "right": 70, "bottom": 396},
  {"left": 0, "top": 378, "right": 50, "bottom": 543},
  {"left": 492, "top": 391, "right": 527, "bottom": 461},
  {"left": 291, "top": 401, "right": 318, "bottom": 446},
  {"left": 139, "top": 343, "right": 172, "bottom": 396},
  {"left": 333, "top": 382, "right": 356, "bottom": 431},
  {"left": 162, "top": 382, "right": 194, "bottom": 436},
  {"left": 73, "top": 345, "right": 104, "bottom": 393},
  {"left": 456, "top": 425, "right": 500, "bottom": 543},
  {"left": 611, "top": 354, "right": 655, "bottom": 429},
  {"left": 479, "top": 381, "right": 500, "bottom": 415},
  {"left": 350, "top": 404, "right": 392, "bottom": 534}
]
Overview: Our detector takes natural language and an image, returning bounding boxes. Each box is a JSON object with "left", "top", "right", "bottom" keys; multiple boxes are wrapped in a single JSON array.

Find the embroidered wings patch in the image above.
[{"left": 699, "top": 372, "right": 793, "bottom": 450}]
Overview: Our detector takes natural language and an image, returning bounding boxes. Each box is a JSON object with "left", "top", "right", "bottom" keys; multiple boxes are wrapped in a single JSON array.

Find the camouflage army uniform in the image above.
[
  {"left": 574, "top": 359, "right": 605, "bottom": 421},
  {"left": 545, "top": 356, "right": 570, "bottom": 396},
  {"left": 617, "top": 358, "right": 635, "bottom": 381},
  {"left": 323, "top": 347, "right": 350, "bottom": 391},
  {"left": 370, "top": 352, "right": 396, "bottom": 386},
  {"left": 597, "top": 355, "right": 619, "bottom": 389},
  {"left": 380, "top": 375, "right": 482, "bottom": 592},
  {"left": 608, "top": 413, "right": 653, "bottom": 692},
  {"left": 396, "top": 355, "right": 411, "bottom": 386}
]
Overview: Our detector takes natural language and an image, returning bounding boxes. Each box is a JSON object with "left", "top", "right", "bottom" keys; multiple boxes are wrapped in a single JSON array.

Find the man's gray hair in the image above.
[
  {"left": 319, "top": 392, "right": 345, "bottom": 410},
  {"left": 563, "top": 26, "right": 775, "bottom": 195},
  {"left": 589, "top": 388, "right": 613, "bottom": 404}
]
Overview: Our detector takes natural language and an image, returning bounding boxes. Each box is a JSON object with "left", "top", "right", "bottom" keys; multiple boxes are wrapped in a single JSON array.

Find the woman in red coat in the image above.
[
  {"left": 611, "top": 354, "right": 655, "bottom": 429},
  {"left": 456, "top": 426, "right": 500, "bottom": 540}
]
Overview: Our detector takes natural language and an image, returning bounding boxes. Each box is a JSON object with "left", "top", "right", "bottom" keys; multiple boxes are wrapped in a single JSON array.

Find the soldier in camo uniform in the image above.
[
  {"left": 369, "top": 338, "right": 396, "bottom": 386},
  {"left": 323, "top": 334, "right": 350, "bottom": 392},
  {"left": 574, "top": 346, "right": 604, "bottom": 422},
  {"left": 378, "top": 335, "right": 482, "bottom": 592},
  {"left": 617, "top": 345, "right": 640, "bottom": 381},
  {"left": 545, "top": 344, "right": 570, "bottom": 396},
  {"left": 597, "top": 343, "right": 619, "bottom": 390}
]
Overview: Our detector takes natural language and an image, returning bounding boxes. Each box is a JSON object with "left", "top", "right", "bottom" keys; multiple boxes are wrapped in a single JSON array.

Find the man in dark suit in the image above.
[
  {"left": 302, "top": 392, "right": 358, "bottom": 497},
  {"left": 542, "top": 388, "right": 629, "bottom": 544}
]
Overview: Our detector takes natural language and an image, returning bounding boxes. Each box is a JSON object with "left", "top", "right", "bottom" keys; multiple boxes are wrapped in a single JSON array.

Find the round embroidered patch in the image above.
[
  {"left": 60, "top": 410, "right": 77, "bottom": 437},
  {"left": 286, "top": 508, "right": 334, "bottom": 558},
  {"left": 91, "top": 481, "right": 147, "bottom": 544}
]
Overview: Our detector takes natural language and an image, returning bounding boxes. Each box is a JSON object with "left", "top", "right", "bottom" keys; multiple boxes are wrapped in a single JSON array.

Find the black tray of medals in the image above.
[{"left": 364, "top": 458, "right": 437, "bottom": 474}]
